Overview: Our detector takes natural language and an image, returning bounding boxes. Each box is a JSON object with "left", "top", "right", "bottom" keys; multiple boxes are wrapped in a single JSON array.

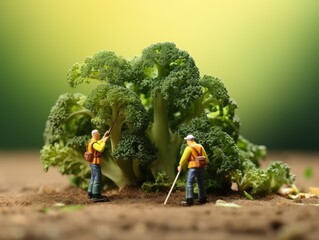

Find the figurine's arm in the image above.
[
  {"left": 92, "top": 139, "right": 107, "bottom": 152},
  {"left": 177, "top": 147, "right": 192, "bottom": 172}
]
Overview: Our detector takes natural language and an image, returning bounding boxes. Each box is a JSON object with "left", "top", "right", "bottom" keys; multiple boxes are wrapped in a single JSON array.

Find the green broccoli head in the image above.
[
  {"left": 43, "top": 93, "right": 93, "bottom": 145},
  {"left": 112, "top": 130, "right": 157, "bottom": 167},
  {"left": 237, "top": 135, "right": 267, "bottom": 167},
  {"left": 67, "top": 51, "right": 132, "bottom": 88},
  {"left": 200, "top": 75, "right": 230, "bottom": 108},
  {"left": 132, "top": 42, "right": 202, "bottom": 109},
  {"left": 85, "top": 84, "right": 150, "bottom": 134},
  {"left": 41, "top": 93, "right": 93, "bottom": 188},
  {"left": 196, "top": 75, "right": 240, "bottom": 141}
]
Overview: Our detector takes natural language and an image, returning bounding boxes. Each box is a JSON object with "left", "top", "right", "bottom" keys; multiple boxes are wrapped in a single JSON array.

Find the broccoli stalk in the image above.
[
  {"left": 132, "top": 42, "right": 202, "bottom": 179},
  {"left": 150, "top": 92, "right": 172, "bottom": 177}
]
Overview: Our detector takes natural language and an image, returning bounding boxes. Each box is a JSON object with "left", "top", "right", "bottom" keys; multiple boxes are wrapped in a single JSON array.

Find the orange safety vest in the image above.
[
  {"left": 87, "top": 140, "right": 102, "bottom": 164},
  {"left": 187, "top": 144, "right": 203, "bottom": 168}
]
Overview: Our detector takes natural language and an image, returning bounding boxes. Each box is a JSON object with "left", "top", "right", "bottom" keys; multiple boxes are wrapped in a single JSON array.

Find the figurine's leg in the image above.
[
  {"left": 185, "top": 168, "right": 196, "bottom": 204},
  {"left": 196, "top": 168, "right": 207, "bottom": 204},
  {"left": 87, "top": 164, "right": 94, "bottom": 198},
  {"left": 92, "top": 164, "right": 101, "bottom": 195},
  {"left": 91, "top": 164, "right": 109, "bottom": 202}
]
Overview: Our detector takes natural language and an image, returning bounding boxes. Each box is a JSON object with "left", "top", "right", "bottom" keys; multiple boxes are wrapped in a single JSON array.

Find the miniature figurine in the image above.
[
  {"left": 177, "top": 134, "right": 208, "bottom": 206},
  {"left": 87, "top": 129, "right": 110, "bottom": 202}
]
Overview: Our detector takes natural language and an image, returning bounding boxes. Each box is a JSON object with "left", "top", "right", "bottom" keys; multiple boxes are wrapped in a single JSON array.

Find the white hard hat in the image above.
[
  {"left": 184, "top": 134, "right": 195, "bottom": 140},
  {"left": 91, "top": 129, "right": 99, "bottom": 136}
]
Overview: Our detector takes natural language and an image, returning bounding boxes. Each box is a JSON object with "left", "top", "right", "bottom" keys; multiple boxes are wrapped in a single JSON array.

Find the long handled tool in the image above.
[
  {"left": 163, "top": 171, "right": 181, "bottom": 205},
  {"left": 104, "top": 112, "right": 119, "bottom": 137}
]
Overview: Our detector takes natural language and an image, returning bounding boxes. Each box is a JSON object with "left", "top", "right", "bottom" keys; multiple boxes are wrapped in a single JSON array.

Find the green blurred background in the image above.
[{"left": 1, "top": 0, "right": 318, "bottom": 151}]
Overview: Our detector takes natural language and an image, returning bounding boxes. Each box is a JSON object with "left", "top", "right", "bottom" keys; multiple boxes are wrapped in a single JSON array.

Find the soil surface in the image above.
[{"left": 1, "top": 151, "right": 319, "bottom": 240}]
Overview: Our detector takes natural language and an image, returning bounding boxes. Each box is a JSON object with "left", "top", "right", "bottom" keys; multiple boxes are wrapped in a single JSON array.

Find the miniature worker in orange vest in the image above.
[
  {"left": 177, "top": 134, "right": 208, "bottom": 206},
  {"left": 87, "top": 129, "right": 110, "bottom": 202}
]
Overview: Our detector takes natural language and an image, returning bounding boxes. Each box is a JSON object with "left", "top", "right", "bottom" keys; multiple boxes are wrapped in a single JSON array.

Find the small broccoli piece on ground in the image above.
[
  {"left": 267, "top": 161, "right": 296, "bottom": 193},
  {"left": 231, "top": 159, "right": 270, "bottom": 197},
  {"left": 231, "top": 153, "right": 296, "bottom": 198}
]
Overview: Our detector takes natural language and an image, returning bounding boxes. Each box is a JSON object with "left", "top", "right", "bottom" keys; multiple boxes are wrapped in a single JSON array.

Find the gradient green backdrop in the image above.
[{"left": 1, "top": 0, "right": 318, "bottom": 150}]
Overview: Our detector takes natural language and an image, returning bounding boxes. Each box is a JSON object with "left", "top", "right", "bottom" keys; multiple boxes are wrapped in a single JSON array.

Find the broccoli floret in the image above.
[
  {"left": 40, "top": 93, "right": 93, "bottom": 188},
  {"left": 237, "top": 135, "right": 267, "bottom": 167},
  {"left": 231, "top": 153, "right": 295, "bottom": 198},
  {"left": 67, "top": 51, "right": 132, "bottom": 88},
  {"left": 267, "top": 161, "right": 296, "bottom": 193}
]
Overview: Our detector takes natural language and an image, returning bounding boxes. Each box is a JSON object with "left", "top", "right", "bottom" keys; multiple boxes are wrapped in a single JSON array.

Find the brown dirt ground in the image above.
[{"left": 1, "top": 151, "right": 319, "bottom": 240}]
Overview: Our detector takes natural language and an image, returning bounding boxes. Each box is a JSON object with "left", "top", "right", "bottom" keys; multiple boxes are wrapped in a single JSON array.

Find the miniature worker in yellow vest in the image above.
[
  {"left": 177, "top": 134, "right": 208, "bottom": 206},
  {"left": 87, "top": 129, "right": 110, "bottom": 202}
]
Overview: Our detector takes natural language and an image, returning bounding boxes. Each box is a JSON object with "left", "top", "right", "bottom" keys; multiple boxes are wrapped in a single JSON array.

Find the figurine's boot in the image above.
[
  {"left": 87, "top": 192, "right": 93, "bottom": 199},
  {"left": 92, "top": 194, "right": 110, "bottom": 203},
  {"left": 91, "top": 183, "right": 109, "bottom": 202},
  {"left": 198, "top": 197, "right": 207, "bottom": 205},
  {"left": 180, "top": 198, "right": 194, "bottom": 206}
]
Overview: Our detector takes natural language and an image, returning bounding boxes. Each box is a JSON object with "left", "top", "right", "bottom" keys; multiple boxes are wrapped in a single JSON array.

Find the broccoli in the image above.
[
  {"left": 67, "top": 50, "right": 132, "bottom": 88},
  {"left": 196, "top": 75, "right": 240, "bottom": 141},
  {"left": 40, "top": 93, "right": 93, "bottom": 189},
  {"left": 231, "top": 137, "right": 294, "bottom": 198},
  {"left": 41, "top": 42, "right": 295, "bottom": 197},
  {"left": 85, "top": 84, "right": 157, "bottom": 187},
  {"left": 130, "top": 42, "right": 202, "bottom": 179},
  {"left": 236, "top": 135, "right": 267, "bottom": 167},
  {"left": 41, "top": 84, "right": 156, "bottom": 189},
  {"left": 231, "top": 153, "right": 295, "bottom": 198},
  {"left": 141, "top": 171, "right": 171, "bottom": 193}
]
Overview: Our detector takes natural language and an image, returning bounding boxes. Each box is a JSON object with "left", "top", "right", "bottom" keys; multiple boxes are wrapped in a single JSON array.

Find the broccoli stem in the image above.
[
  {"left": 100, "top": 158, "right": 132, "bottom": 189},
  {"left": 132, "top": 159, "right": 142, "bottom": 181},
  {"left": 108, "top": 115, "right": 137, "bottom": 184},
  {"left": 65, "top": 109, "right": 95, "bottom": 121},
  {"left": 151, "top": 92, "right": 175, "bottom": 179},
  {"left": 193, "top": 98, "right": 206, "bottom": 117}
]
